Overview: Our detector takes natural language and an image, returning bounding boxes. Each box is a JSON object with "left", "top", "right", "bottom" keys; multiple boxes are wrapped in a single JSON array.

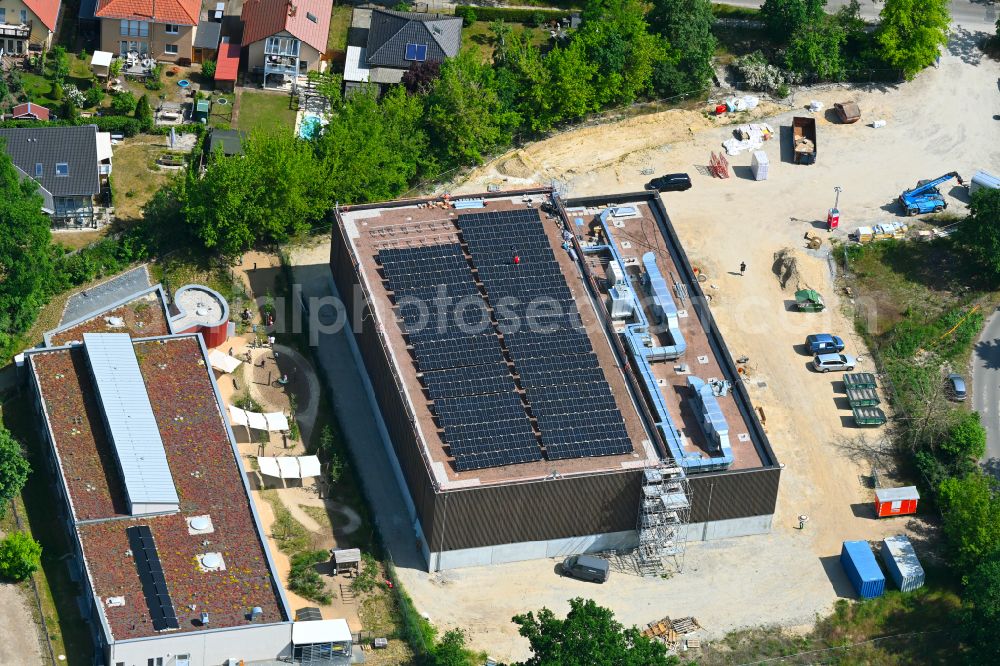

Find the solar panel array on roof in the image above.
[
  {"left": 82, "top": 333, "right": 179, "bottom": 514},
  {"left": 378, "top": 244, "right": 541, "bottom": 471},
  {"left": 126, "top": 525, "right": 179, "bottom": 631},
  {"left": 458, "top": 209, "right": 632, "bottom": 461}
]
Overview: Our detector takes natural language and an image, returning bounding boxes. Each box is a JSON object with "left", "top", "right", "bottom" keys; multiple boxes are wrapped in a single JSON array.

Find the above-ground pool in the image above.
[
  {"left": 298, "top": 113, "right": 324, "bottom": 139},
  {"left": 177, "top": 79, "right": 190, "bottom": 88}
]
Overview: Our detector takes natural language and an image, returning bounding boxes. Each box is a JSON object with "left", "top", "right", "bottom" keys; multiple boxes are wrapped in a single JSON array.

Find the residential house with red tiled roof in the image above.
[
  {"left": 94, "top": 0, "right": 200, "bottom": 62},
  {"left": 241, "top": 0, "right": 330, "bottom": 88},
  {"left": 0, "top": 0, "right": 61, "bottom": 53}
]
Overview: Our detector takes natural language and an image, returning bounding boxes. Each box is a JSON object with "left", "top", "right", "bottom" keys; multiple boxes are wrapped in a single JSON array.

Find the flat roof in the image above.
[
  {"left": 83, "top": 333, "right": 179, "bottom": 512},
  {"left": 339, "top": 193, "right": 658, "bottom": 488},
  {"left": 47, "top": 286, "right": 170, "bottom": 346},
  {"left": 28, "top": 335, "right": 286, "bottom": 639},
  {"left": 573, "top": 200, "right": 766, "bottom": 470}
]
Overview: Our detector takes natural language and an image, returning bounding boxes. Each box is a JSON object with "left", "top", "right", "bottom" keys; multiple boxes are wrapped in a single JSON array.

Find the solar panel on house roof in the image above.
[
  {"left": 82, "top": 333, "right": 179, "bottom": 513},
  {"left": 404, "top": 43, "right": 428, "bottom": 61}
]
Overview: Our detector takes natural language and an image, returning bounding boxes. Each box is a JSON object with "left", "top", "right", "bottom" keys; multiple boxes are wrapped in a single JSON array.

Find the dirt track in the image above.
[{"left": 394, "top": 35, "right": 1000, "bottom": 663}]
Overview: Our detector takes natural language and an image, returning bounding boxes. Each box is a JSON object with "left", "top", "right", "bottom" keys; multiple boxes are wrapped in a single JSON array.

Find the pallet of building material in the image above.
[
  {"left": 846, "top": 387, "right": 880, "bottom": 407},
  {"left": 671, "top": 617, "right": 702, "bottom": 634},
  {"left": 685, "top": 638, "right": 702, "bottom": 650},
  {"left": 843, "top": 372, "right": 877, "bottom": 390}
]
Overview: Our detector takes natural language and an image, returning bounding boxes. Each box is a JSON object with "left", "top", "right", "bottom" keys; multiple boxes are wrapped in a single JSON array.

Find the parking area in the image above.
[{"left": 398, "top": 32, "right": 1000, "bottom": 662}]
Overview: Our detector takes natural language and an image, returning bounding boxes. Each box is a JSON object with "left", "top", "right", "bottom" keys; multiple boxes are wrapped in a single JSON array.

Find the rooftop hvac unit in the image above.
[{"left": 251, "top": 606, "right": 263, "bottom": 621}]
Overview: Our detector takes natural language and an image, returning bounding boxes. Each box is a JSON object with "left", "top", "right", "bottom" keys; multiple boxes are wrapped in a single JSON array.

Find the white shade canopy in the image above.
[
  {"left": 229, "top": 406, "right": 288, "bottom": 432},
  {"left": 277, "top": 456, "right": 300, "bottom": 479},
  {"left": 208, "top": 349, "right": 242, "bottom": 374},
  {"left": 91, "top": 51, "right": 113, "bottom": 67},
  {"left": 257, "top": 455, "right": 323, "bottom": 480}
]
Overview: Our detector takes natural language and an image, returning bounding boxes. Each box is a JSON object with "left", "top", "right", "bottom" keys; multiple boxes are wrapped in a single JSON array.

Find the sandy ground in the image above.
[
  {"left": 0, "top": 583, "right": 43, "bottom": 665},
  {"left": 389, "top": 37, "right": 1000, "bottom": 662}
]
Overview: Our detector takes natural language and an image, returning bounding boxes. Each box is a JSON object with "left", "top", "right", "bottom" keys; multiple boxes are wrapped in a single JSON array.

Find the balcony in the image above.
[{"left": 0, "top": 23, "right": 30, "bottom": 39}]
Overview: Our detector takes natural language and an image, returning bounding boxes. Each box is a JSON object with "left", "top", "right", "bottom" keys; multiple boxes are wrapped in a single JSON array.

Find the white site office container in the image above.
[
  {"left": 751, "top": 151, "right": 769, "bottom": 181},
  {"left": 880, "top": 535, "right": 925, "bottom": 592}
]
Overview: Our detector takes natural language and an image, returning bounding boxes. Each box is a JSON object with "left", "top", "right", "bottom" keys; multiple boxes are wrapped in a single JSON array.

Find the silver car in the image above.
[{"left": 813, "top": 353, "right": 857, "bottom": 372}]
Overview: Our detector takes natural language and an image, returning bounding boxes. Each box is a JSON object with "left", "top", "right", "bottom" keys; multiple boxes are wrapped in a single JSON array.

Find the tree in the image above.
[
  {"left": 83, "top": 85, "right": 104, "bottom": 108},
  {"left": 760, "top": 0, "right": 826, "bottom": 44},
  {"left": 953, "top": 188, "right": 1000, "bottom": 283},
  {"left": 512, "top": 598, "right": 679, "bottom": 666},
  {"left": 941, "top": 410, "right": 987, "bottom": 462},
  {"left": 50, "top": 46, "right": 70, "bottom": 85},
  {"left": 938, "top": 473, "right": 1000, "bottom": 573},
  {"left": 875, "top": 0, "right": 949, "bottom": 79},
  {"left": 428, "top": 629, "right": 478, "bottom": 666},
  {"left": 134, "top": 94, "right": 153, "bottom": 129},
  {"left": 402, "top": 60, "right": 442, "bottom": 95},
  {"left": 317, "top": 85, "right": 428, "bottom": 203},
  {"left": 648, "top": 0, "right": 717, "bottom": 96},
  {"left": 183, "top": 130, "right": 328, "bottom": 255},
  {"left": 785, "top": 18, "right": 847, "bottom": 79},
  {"left": 111, "top": 90, "right": 137, "bottom": 115},
  {"left": 0, "top": 429, "right": 30, "bottom": 517},
  {"left": 0, "top": 145, "right": 53, "bottom": 352},
  {"left": 962, "top": 552, "right": 1000, "bottom": 662},
  {"left": 425, "top": 51, "right": 517, "bottom": 166},
  {"left": 0, "top": 531, "right": 41, "bottom": 581},
  {"left": 835, "top": 0, "right": 871, "bottom": 63},
  {"left": 201, "top": 59, "right": 216, "bottom": 79},
  {"left": 542, "top": 40, "right": 598, "bottom": 129}
]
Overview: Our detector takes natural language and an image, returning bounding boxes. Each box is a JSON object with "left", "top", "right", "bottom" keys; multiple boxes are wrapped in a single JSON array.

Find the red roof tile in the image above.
[
  {"left": 215, "top": 37, "right": 240, "bottom": 81},
  {"left": 241, "top": 0, "right": 331, "bottom": 53},
  {"left": 11, "top": 102, "right": 51, "bottom": 120},
  {"left": 31, "top": 336, "right": 286, "bottom": 639},
  {"left": 95, "top": 0, "right": 199, "bottom": 25},
  {"left": 23, "top": 0, "right": 60, "bottom": 32}
]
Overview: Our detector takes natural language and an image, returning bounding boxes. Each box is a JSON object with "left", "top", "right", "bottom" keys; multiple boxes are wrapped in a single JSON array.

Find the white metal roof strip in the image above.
[
  {"left": 83, "top": 333, "right": 179, "bottom": 508},
  {"left": 874, "top": 486, "right": 920, "bottom": 502},
  {"left": 293, "top": 618, "right": 352, "bottom": 644}
]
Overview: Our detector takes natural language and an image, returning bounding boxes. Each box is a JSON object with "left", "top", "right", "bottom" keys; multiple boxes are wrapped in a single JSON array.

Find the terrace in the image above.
[{"left": 31, "top": 335, "right": 286, "bottom": 639}]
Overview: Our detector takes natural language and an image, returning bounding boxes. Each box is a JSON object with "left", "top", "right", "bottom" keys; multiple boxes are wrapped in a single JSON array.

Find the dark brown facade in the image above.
[{"left": 329, "top": 190, "right": 780, "bottom": 558}]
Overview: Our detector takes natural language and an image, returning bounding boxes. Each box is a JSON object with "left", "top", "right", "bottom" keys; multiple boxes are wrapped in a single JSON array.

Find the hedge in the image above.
[{"left": 454, "top": 5, "right": 574, "bottom": 23}]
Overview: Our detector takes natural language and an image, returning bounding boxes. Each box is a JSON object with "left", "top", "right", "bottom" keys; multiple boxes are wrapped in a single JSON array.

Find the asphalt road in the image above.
[
  {"left": 973, "top": 308, "right": 1000, "bottom": 476},
  {"left": 713, "top": 0, "right": 998, "bottom": 30}
]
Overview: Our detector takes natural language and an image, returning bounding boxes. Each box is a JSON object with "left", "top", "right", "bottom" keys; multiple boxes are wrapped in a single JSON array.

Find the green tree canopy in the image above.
[
  {"left": 785, "top": 18, "right": 847, "bottom": 79},
  {"left": 0, "top": 531, "right": 41, "bottom": 581},
  {"left": 962, "top": 552, "right": 1000, "bottom": 662},
  {"left": 648, "top": 0, "right": 717, "bottom": 96},
  {"left": 938, "top": 473, "right": 1000, "bottom": 573},
  {"left": 760, "top": 0, "right": 826, "bottom": 44},
  {"left": 0, "top": 144, "right": 53, "bottom": 352},
  {"left": 135, "top": 94, "right": 153, "bottom": 129},
  {"left": 512, "top": 598, "right": 679, "bottom": 666},
  {"left": 941, "top": 410, "right": 988, "bottom": 462},
  {"left": 0, "top": 428, "right": 29, "bottom": 517},
  {"left": 953, "top": 188, "right": 1000, "bottom": 283},
  {"left": 875, "top": 0, "right": 949, "bottom": 78},
  {"left": 425, "top": 51, "right": 517, "bottom": 166},
  {"left": 182, "top": 130, "right": 327, "bottom": 256},
  {"left": 317, "top": 85, "right": 428, "bottom": 203}
]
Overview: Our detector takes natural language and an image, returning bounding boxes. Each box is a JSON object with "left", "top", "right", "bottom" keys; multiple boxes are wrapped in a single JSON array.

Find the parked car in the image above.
[
  {"left": 946, "top": 373, "right": 967, "bottom": 401},
  {"left": 813, "top": 353, "right": 857, "bottom": 372},
  {"left": 646, "top": 173, "right": 692, "bottom": 192},
  {"left": 561, "top": 554, "right": 610, "bottom": 583},
  {"left": 806, "top": 333, "right": 845, "bottom": 354}
]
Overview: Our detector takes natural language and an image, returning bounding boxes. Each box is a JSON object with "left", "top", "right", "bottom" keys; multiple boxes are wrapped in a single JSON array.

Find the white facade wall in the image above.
[{"left": 107, "top": 622, "right": 292, "bottom": 666}]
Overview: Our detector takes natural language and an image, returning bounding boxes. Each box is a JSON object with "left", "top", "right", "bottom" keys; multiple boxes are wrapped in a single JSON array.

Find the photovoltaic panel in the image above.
[
  {"left": 457, "top": 210, "right": 634, "bottom": 462},
  {"left": 380, "top": 244, "right": 542, "bottom": 469},
  {"left": 126, "top": 525, "right": 179, "bottom": 632}
]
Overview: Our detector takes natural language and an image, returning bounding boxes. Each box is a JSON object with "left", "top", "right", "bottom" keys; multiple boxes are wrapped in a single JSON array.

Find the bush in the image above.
[
  {"left": 457, "top": 6, "right": 477, "bottom": 25},
  {"left": 351, "top": 552, "right": 382, "bottom": 593},
  {"left": 201, "top": 59, "right": 216, "bottom": 79},
  {"left": 454, "top": 5, "right": 572, "bottom": 23},
  {"left": 0, "top": 429, "right": 30, "bottom": 517},
  {"left": 776, "top": 82, "right": 790, "bottom": 98},
  {"left": 51, "top": 82, "right": 63, "bottom": 101},
  {"left": 733, "top": 50, "right": 798, "bottom": 92},
  {"left": 0, "top": 532, "right": 42, "bottom": 582},
  {"left": 288, "top": 550, "right": 331, "bottom": 604},
  {"left": 63, "top": 84, "right": 86, "bottom": 107},
  {"left": 135, "top": 94, "right": 153, "bottom": 130},
  {"left": 111, "top": 90, "right": 137, "bottom": 115}
]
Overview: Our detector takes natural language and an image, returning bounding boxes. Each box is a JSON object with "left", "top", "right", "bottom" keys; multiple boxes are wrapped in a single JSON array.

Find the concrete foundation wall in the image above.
[
  {"left": 683, "top": 513, "right": 773, "bottom": 541},
  {"left": 429, "top": 530, "right": 638, "bottom": 570}
]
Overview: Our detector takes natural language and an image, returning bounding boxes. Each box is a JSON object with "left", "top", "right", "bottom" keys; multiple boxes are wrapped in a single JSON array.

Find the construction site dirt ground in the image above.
[{"left": 384, "top": 37, "right": 1000, "bottom": 663}]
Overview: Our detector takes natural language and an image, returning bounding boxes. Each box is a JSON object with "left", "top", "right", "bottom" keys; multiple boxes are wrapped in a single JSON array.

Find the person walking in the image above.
[{"left": 740, "top": 261, "right": 747, "bottom": 276}]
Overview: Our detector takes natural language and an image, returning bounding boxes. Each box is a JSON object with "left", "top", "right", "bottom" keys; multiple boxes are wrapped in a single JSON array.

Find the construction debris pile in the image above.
[
  {"left": 772, "top": 247, "right": 802, "bottom": 290},
  {"left": 641, "top": 616, "right": 702, "bottom": 648},
  {"left": 723, "top": 123, "right": 775, "bottom": 155}
]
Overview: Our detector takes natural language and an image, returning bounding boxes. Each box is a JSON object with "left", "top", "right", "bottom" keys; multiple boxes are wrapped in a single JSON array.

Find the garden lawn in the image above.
[
  {"left": 328, "top": 5, "right": 352, "bottom": 53},
  {"left": 236, "top": 90, "right": 296, "bottom": 133},
  {"left": 110, "top": 138, "right": 173, "bottom": 221},
  {"left": 21, "top": 72, "right": 55, "bottom": 107},
  {"left": 462, "top": 21, "right": 550, "bottom": 61}
]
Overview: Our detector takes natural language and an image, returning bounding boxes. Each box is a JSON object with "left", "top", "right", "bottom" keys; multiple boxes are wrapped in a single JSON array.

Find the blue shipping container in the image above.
[
  {"left": 841, "top": 540, "right": 885, "bottom": 599},
  {"left": 881, "top": 535, "right": 925, "bottom": 592}
]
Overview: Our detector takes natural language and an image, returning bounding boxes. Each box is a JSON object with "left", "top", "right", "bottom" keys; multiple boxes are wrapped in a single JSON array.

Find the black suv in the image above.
[{"left": 646, "top": 173, "right": 692, "bottom": 192}]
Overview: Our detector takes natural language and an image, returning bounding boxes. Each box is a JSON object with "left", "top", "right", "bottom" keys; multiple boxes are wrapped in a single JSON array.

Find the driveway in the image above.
[{"left": 973, "top": 308, "right": 1000, "bottom": 477}]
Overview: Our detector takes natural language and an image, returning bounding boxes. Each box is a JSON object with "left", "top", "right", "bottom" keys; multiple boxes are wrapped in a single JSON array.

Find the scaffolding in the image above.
[{"left": 636, "top": 464, "right": 690, "bottom": 577}]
